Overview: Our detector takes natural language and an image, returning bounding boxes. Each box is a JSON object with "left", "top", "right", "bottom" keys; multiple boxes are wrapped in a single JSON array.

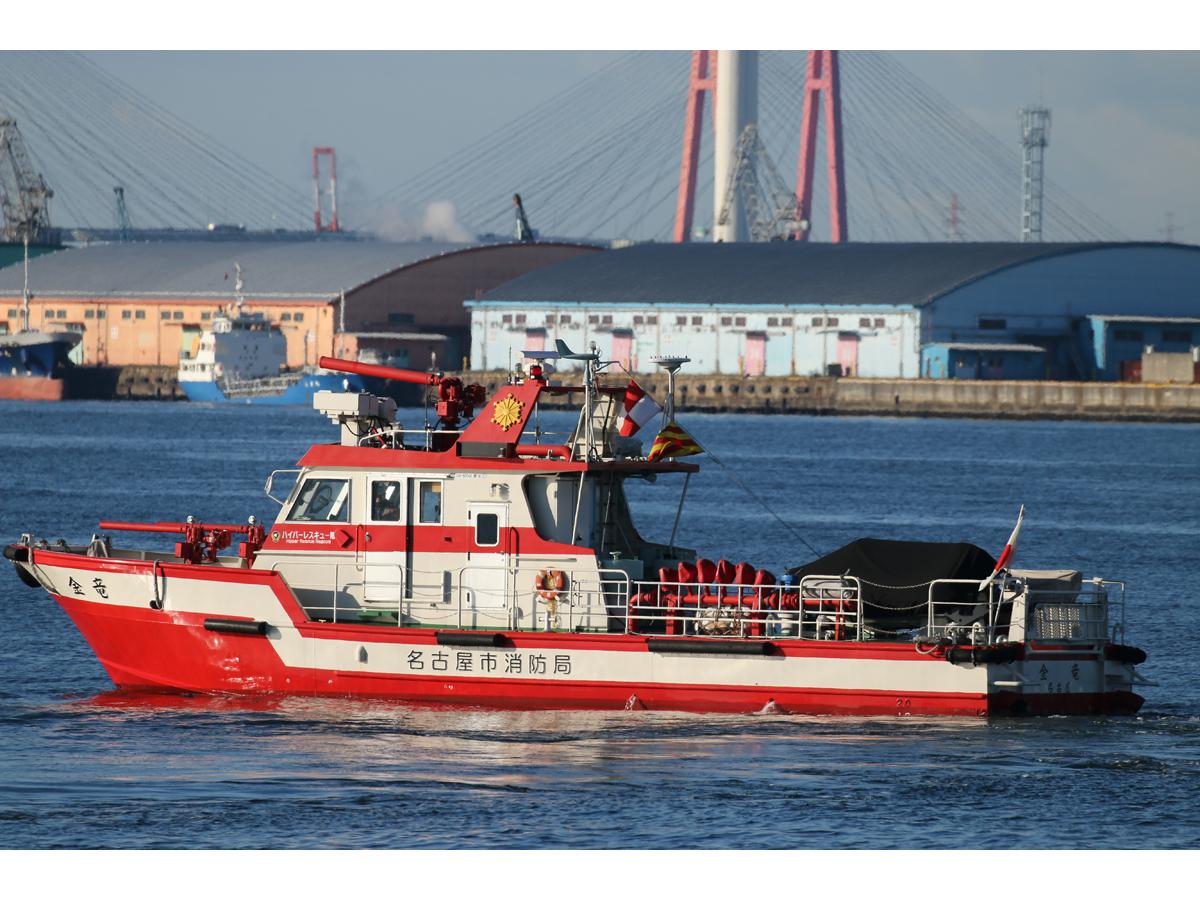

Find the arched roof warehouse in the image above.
[
  {"left": 0, "top": 239, "right": 603, "bottom": 368},
  {"left": 481, "top": 241, "right": 1200, "bottom": 314}
]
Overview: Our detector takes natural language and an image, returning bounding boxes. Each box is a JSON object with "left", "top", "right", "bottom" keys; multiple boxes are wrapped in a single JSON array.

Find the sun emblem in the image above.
[{"left": 490, "top": 393, "right": 524, "bottom": 431}]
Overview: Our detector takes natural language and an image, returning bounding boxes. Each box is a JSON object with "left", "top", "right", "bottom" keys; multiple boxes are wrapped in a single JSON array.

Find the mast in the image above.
[{"left": 21, "top": 234, "right": 31, "bottom": 332}]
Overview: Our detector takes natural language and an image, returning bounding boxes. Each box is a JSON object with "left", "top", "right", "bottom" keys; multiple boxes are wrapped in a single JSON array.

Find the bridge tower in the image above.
[
  {"left": 672, "top": 51, "right": 716, "bottom": 243},
  {"left": 794, "top": 50, "right": 848, "bottom": 242},
  {"left": 312, "top": 146, "right": 339, "bottom": 233}
]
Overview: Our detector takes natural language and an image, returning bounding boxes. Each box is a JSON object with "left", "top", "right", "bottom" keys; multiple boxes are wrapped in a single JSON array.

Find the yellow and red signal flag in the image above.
[{"left": 647, "top": 419, "right": 704, "bottom": 462}]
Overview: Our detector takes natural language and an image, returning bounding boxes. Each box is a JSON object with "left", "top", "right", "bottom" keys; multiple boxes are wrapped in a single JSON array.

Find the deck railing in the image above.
[{"left": 270, "top": 557, "right": 1123, "bottom": 646}]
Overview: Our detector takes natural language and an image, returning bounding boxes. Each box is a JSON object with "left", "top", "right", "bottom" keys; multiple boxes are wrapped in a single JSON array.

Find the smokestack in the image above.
[{"left": 713, "top": 50, "right": 759, "bottom": 242}]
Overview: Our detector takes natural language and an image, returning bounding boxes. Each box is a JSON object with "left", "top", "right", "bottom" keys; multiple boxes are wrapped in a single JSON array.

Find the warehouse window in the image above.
[
  {"left": 602, "top": 315, "right": 612, "bottom": 324},
  {"left": 647, "top": 315, "right": 657, "bottom": 325},
  {"left": 859, "top": 317, "right": 871, "bottom": 328},
  {"left": 173, "top": 311, "right": 184, "bottom": 320},
  {"left": 874, "top": 318, "right": 885, "bottom": 328},
  {"left": 135, "top": 310, "right": 146, "bottom": 320},
  {"left": 1113, "top": 329, "right": 1143, "bottom": 342},
  {"left": 120, "top": 310, "right": 131, "bottom": 320},
  {"left": 201, "top": 312, "right": 211, "bottom": 321},
  {"left": 812, "top": 316, "right": 823, "bottom": 327},
  {"left": 721, "top": 316, "right": 733, "bottom": 326},
  {"left": 85, "top": 309, "right": 94, "bottom": 319},
  {"left": 826, "top": 317, "right": 839, "bottom": 327},
  {"left": 515, "top": 314, "right": 526, "bottom": 324},
  {"left": 387, "top": 312, "right": 413, "bottom": 324},
  {"left": 281, "top": 312, "right": 292, "bottom": 321},
  {"left": 294, "top": 313, "right": 304, "bottom": 323},
  {"left": 161, "top": 311, "right": 170, "bottom": 320},
  {"left": 97, "top": 310, "right": 106, "bottom": 320},
  {"left": 545, "top": 314, "right": 556, "bottom": 326},
  {"left": 781, "top": 317, "right": 793, "bottom": 327},
  {"left": 1162, "top": 330, "right": 1191, "bottom": 344},
  {"left": 979, "top": 317, "right": 1007, "bottom": 330},
  {"left": 676, "top": 316, "right": 687, "bottom": 326},
  {"left": 734, "top": 316, "right": 746, "bottom": 327},
  {"left": 6, "top": 309, "right": 16, "bottom": 318},
  {"left": 691, "top": 316, "right": 702, "bottom": 326},
  {"left": 559, "top": 314, "right": 572, "bottom": 324},
  {"left": 767, "top": 317, "right": 779, "bottom": 327},
  {"left": 502, "top": 314, "right": 512, "bottom": 324},
  {"left": 633, "top": 315, "right": 644, "bottom": 325},
  {"left": 588, "top": 315, "right": 599, "bottom": 324}
]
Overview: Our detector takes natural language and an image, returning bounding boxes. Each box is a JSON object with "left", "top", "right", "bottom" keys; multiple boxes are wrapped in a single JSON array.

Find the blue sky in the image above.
[{"left": 80, "top": 51, "right": 1200, "bottom": 242}]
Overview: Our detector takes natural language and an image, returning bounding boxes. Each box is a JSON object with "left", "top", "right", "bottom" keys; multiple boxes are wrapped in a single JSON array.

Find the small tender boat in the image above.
[{"left": 7, "top": 349, "right": 1146, "bottom": 716}]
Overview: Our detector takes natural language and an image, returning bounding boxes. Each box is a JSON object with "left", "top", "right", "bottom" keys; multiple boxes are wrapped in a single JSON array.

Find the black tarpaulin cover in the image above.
[{"left": 787, "top": 539, "right": 998, "bottom": 628}]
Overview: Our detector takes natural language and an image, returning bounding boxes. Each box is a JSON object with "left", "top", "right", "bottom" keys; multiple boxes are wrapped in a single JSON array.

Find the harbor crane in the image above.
[
  {"left": 513, "top": 193, "right": 537, "bottom": 242},
  {"left": 0, "top": 117, "right": 54, "bottom": 243},
  {"left": 717, "top": 124, "right": 805, "bottom": 242}
]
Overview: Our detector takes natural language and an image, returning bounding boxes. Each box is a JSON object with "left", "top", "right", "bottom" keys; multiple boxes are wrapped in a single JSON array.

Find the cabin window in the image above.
[
  {"left": 781, "top": 317, "right": 793, "bottom": 327},
  {"left": 294, "top": 312, "right": 304, "bottom": 322},
  {"left": 559, "top": 314, "right": 572, "bottom": 324},
  {"left": 6, "top": 309, "right": 16, "bottom": 318},
  {"left": 475, "top": 513, "right": 499, "bottom": 547},
  {"left": 161, "top": 311, "right": 170, "bottom": 320},
  {"left": 767, "top": 317, "right": 779, "bottom": 327},
  {"left": 418, "top": 481, "right": 442, "bottom": 524},
  {"left": 859, "top": 317, "right": 871, "bottom": 328},
  {"left": 811, "top": 316, "right": 823, "bottom": 326},
  {"left": 647, "top": 315, "right": 657, "bottom": 325},
  {"left": 201, "top": 312, "right": 211, "bottom": 321},
  {"left": 676, "top": 316, "right": 687, "bottom": 326},
  {"left": 370, "top": 481, "right": 402, "bottom": 522},
  {"left": 281, "top": 312, "right": 292, "bottom": 321},
  {"left": 288, "top": 477, "right": 350, "bottom": 523},
  {"left": 721, "top": 316, "right": 732, "bottom": 326},
  {"left": 874, "top": 317, "right": 885, "bottom": 328},
  {"left": 173, "top": 311, "right": 184, "bottom": 320},
  {"left": 135, "top": 310, "right": 145, "bottom": 320},
  {"left": 691, "top": 316, "right": 702, "bottom": 326},
  {"left": 734, "top": 316, "right": 746, "bottom": 327}
]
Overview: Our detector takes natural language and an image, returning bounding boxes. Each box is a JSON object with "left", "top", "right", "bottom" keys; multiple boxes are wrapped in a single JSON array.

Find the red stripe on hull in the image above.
[{"left": 0, "top": 377, "right": 65, "bottom": 401}]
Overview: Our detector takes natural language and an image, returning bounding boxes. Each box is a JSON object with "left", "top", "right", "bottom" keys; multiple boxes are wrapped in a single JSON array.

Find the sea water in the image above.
[{"left": 1, "top": 401, "right": 1197, "bottom": 849}]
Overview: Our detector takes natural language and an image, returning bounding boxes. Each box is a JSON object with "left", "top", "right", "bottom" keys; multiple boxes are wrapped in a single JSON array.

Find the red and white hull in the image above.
[{"left": 30, "top": 550, "right": 1143, "bottom": 717}]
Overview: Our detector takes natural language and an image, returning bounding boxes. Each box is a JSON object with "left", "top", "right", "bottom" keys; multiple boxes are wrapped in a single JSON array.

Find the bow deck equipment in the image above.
[{"left": 6, "top": 352, "right": 1147, "bottom": 716}]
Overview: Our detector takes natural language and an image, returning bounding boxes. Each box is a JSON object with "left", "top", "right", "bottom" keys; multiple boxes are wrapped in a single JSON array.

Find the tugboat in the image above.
[{"left": 6, "top": 348, "right": 1146, "bottom": 716}]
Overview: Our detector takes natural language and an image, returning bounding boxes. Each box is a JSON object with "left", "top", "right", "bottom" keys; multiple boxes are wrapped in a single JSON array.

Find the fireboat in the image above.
[{"left": 6, "top": 347, "right": 1146, "bottom": 716}]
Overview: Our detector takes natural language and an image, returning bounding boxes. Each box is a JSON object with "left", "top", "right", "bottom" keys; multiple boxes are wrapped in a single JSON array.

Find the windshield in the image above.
[{"left": 288, "top": 477, "right": 350, "bottom": 522}]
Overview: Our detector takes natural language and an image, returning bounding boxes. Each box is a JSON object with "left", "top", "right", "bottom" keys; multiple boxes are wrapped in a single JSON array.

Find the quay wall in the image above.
[{"left": 464, "top": 372, "right": 1200, "bottom": 423}]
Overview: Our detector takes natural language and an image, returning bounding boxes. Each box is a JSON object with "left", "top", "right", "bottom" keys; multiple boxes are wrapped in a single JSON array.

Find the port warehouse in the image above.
[
  {"left": 0, "top": 240, "right": 601, "bottom": 371},
  {"left": 469, "top": 242, "right": 1200, "bottom": 381}
]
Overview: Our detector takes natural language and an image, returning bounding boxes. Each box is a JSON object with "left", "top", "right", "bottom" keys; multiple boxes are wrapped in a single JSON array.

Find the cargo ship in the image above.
[
  {"left": 177, "top": 308, "right": 362, "bottom": 404},
  {"left": 0, "top": 327, "right": 81, "bottom": 400},
  {"left": 6, "top": 347, "right": 1147, "bottom": 715}
]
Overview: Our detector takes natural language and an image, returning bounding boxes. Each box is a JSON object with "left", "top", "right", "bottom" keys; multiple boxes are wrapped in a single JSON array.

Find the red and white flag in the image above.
[
  {"left": 617, "top": 379, "right": 663, "bottom": 437},
  {"left": 980, "top": 505, "right": 1025, "bottom": 592}
]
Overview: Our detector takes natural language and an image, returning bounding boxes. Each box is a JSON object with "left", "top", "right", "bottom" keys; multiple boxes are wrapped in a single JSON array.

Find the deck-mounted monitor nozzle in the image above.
[{"left": 318, "top": 355, "right": 486, "bottom": 429}]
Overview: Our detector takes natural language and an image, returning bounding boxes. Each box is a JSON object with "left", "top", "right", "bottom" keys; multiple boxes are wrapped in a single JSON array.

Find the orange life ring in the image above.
[{"left": 535, "top": 568, "right": 567, "bottom": 602}]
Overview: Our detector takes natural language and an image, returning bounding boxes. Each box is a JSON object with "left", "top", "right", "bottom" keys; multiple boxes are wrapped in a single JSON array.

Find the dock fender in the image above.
[
  {"left": 4, "top": 546, "right": 41, "bottom": 589},
  {"left": 946, "top": 644, "right": 1021, "bottom": 666},
  {"left": 1105, "top": 644, "right": 1147, "bottom": 665}
]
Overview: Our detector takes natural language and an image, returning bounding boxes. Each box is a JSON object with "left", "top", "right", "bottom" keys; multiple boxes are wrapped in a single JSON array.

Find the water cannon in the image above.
[{"left": 318, "top": 356, "right": 486, "bottom": 429}]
